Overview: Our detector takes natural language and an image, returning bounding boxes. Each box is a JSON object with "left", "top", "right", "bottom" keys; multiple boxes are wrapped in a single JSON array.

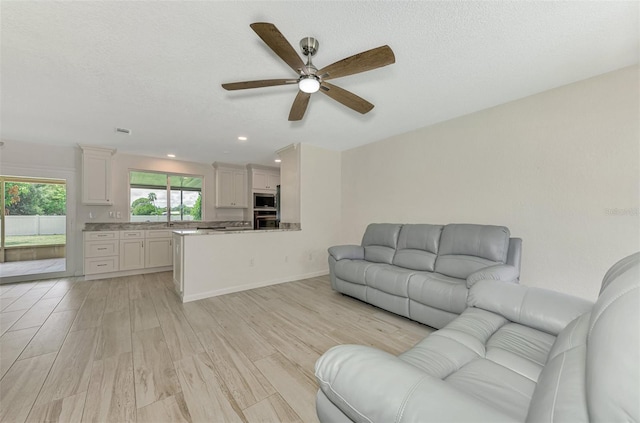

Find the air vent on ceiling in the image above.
[{"left": 115, "top": 127, "right": 131, "bottom": 135}]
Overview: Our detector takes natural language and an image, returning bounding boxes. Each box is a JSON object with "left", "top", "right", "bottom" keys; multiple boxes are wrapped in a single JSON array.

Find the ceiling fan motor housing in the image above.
[{"left": 300, "top": 37, "right": 319, "bottom": 57}]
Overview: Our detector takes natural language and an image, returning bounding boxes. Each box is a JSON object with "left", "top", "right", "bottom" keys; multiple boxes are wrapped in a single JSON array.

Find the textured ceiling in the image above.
[{"left": 1, "top": 1, "right": 638, "bottom": 166}]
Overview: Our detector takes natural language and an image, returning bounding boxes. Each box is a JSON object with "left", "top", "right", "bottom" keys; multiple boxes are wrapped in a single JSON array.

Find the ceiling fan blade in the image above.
[
  {"left": 318, "top": 45, "right": 395, "bottom": 81},
  {"left": 250, "top": 23, "right": 308, "bottom": 76},
  {"left": 320, "top": 82, "right": 374, "bottom": 114},
  {"left": 222, "top": 79, "right": 297, "bottom": 91},
  {"left": 288, "top": 91, "right": 311, "bottom": 121}
]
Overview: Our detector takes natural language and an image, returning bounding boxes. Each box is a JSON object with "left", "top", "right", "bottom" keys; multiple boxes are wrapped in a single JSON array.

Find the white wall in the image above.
[
  {"left": 278, "top": 144, "right": 301, "bottom": 225},
  {"left": 300, "top": 144, "right": 342, "bottom": 258},
  {"left": 341, "top": 65, "right": 639, "bottom": 300}
]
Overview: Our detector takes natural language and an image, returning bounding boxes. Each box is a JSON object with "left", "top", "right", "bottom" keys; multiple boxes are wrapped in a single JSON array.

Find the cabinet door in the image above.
[
  {"left": 216, "top": 168, "right": 247, "bottom": 208},
  {"left": 233, "top": 170, "right": 248, "bottom": 207},
  {"left": 145, "top": 238, "right": 173, "bottom": 268},
  {"left": 82, "top": 149, "right": 113, "bottom": 205},
  {"left": 253, "top": 171, "right": 268, "bottom": 190},
  {"left": 216, "top": 168, "right": 235, "bottom": 207},
  {"left": 119, "top": 239, "right": 145, "bottom": 270},
  {"left": 266, "top": 173, "right": 280, "bottom": 190}
]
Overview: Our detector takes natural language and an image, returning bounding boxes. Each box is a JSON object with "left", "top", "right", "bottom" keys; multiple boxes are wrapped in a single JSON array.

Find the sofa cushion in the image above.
[
  {"left": 408, "top": 272, "right": 468, "bottom": 314},
  {"left": 392, "top": 224, "right": 443, "bottom": 271},
  {"left": 401, "top": 307, "right": 555, "bottom": 421},
  {"left": 467, "top": 279, "right": 593, "bottom": 336},
  {"left": 447, "top": 358, "right": 536, "bottom": 421},
  {"left": 361, "top": 223, "right": 402, "bottom": 264},
  {"left": 435, "top": 224, "right": 510, "bottom": 279},
  {"left": 334, "top": 260, "right": 380, "bottom": 285},
  {"left": 365, "top": 264, "right": 419, "bottom": 297}
]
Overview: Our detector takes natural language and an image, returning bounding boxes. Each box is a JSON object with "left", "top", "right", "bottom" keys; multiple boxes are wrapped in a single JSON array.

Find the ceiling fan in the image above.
[{"left": 221, "top": 22, "right": 395, "bottom": 121}]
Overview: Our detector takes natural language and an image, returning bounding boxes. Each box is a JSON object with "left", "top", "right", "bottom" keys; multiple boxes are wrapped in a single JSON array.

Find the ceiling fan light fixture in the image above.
[{"left": 298, "top": 75, "right": 320, "bottom": 93}]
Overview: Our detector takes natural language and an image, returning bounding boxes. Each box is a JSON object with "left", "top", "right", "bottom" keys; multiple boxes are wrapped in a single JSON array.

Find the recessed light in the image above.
[
  {"left": 238, "top": 136, "right": 248, "bottom": 141},
  {"left": 167, "top": 154, "right": 176, "bottom": 158},
  {"left": 274, "top": 159, "right": 282, "bottom": 163}
]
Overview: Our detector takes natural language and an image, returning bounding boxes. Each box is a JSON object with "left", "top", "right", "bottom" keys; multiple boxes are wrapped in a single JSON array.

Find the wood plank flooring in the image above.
[{"left": 0, "top": 272, "right": 433, "bottom": 422}]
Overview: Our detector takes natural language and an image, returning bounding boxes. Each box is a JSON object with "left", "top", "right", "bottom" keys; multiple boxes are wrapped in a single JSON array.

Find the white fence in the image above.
[{"left": 5, "top": 216, "right": 66, "bottom": 236}]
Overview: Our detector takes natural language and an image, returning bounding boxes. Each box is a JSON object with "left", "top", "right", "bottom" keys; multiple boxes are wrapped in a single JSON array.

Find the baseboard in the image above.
[{"left": 182, "top": 269, "right": 329, "bottom": 303}]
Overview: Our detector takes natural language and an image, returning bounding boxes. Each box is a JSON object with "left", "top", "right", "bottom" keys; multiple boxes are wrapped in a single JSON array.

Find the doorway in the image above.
[{"left": 0, "top": 176, "right": 67, "bottom": 278}]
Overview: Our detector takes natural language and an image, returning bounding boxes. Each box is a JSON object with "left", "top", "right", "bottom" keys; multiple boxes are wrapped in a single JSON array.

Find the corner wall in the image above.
[{"left": 340, "top": 65, "right": 639, "bottom": 300}]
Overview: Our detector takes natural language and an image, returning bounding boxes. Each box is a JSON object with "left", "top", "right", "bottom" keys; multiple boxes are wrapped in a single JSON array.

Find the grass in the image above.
[{"left": 4, "top": 235, "right": 66, "bottom": 247}]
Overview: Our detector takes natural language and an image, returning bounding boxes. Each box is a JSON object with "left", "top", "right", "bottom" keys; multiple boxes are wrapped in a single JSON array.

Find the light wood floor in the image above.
[{"left": 0, "top": 272, "right": 433, "bottom": 422}]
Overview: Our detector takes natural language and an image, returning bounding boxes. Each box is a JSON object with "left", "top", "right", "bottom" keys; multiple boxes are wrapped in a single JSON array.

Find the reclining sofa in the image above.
[
  {"left": 316, "top": 252, "right": 639, "bottom": 422},
  {"left": 329, "top": 223, "right": 522, "bottom": 329}
]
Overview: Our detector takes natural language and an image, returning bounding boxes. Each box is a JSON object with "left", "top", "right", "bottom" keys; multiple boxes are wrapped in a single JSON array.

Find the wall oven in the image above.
[{"left": 254, "top": 210, "right": 277, "bottom": 229}]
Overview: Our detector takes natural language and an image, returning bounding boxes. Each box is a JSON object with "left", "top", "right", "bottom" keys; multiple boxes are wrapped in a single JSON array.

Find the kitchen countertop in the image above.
[
  {"left": 84, "top": 221, "right": 252, "bottom": 231},
  {"left": 173, "top": 228, "right": 300, "bottom": 236}
]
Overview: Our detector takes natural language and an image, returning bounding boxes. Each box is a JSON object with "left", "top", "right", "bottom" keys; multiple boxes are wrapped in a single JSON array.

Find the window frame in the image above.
[{"left": 128, "top": 169, "right": 204, "bottom": 223}]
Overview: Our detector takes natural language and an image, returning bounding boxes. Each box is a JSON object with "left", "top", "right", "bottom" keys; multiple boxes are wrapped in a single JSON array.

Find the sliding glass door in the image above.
[{"left": 0, "top": 176, "right": 66, "bottom": 279}]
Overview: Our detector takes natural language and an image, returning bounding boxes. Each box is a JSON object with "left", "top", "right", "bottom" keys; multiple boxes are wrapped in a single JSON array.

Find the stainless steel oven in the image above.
[{"left": 254, "top": 210, "right": 277, "bottom": 229}]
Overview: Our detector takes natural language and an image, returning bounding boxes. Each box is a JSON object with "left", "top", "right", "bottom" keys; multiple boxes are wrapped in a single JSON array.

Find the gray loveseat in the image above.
[
  {"left": 316, "top": 252, "right": 639, "bottom": 422},
  {"left": 329, "top": 223, "right": 522, "bottom": 329}
]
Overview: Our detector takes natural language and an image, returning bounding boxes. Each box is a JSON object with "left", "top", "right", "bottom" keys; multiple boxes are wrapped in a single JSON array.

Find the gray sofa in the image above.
[
  {"left": 329, "top": 223, "right": 522, "bottom": 329},
  {"left": 316, "top": 252, "right": 639, "bottom": 422}
]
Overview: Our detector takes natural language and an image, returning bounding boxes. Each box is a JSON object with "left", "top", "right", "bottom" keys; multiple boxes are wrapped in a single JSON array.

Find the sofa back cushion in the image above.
[
  {"left": 586, "top": 252, "right": 639, "bottom": 422},
  {"left": 392, "top": 224, "right": 443, "bottom": 271},
  {"left": 435, "top": 224, "right": 510, "bottom": 279},
  {"left": 361, "top": 224, "right": 402, "bottom": 264}
]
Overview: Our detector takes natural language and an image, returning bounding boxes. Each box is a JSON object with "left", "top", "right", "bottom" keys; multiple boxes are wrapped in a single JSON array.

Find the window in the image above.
[{"left": 129, "top": 171, "right": 202, "bottom": 222}]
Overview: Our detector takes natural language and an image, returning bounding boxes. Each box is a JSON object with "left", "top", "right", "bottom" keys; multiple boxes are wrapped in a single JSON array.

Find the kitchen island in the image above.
[{"left": 172, "top": 225, "right": 327, "bottom": 302}]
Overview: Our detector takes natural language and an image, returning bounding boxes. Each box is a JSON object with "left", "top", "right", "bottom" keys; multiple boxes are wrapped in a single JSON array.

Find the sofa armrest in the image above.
[
  {"left": 506, "top": 237, "right": 522, "bottom": 273},
  {"left": 315, "top": 345, "right": 515, "bottom": 423},
  {"left": 467, "top": 264, "right": 520, "bottom": 288},
  {"left": 467, "top": 280, "right": 593, "bottom": 335},
  {"left": 328, "top": 245, "right": 364, "bottom": 261}
]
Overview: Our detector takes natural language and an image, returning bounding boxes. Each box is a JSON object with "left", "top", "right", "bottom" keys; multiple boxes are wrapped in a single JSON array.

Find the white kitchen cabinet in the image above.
[
  {"left": 145, "top": 230, "right": 173, "bottom": 268},
  {"left": 84, "top": 229, "right": 174, "bottom": 279},
  {"left": 252, "top": 169, "right": 280, "bottom": 192},
  {"left": 80, "top": 145, "right": 116, "bottom": 205},
  {"left": 83, "top": 231, "right": 120, "bottom": 275},
  {"left": 214, "top": 164, "right": 247, "bottom": 208},
  {"left": 119, "top": 238, "right": 145, "bottom": 271}
]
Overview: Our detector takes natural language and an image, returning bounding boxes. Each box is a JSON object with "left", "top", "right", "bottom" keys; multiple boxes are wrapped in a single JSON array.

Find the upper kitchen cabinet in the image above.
[
  {"left": 213, "top": 162, "right": 248, "bottom": 208},
  {"left": 80, "top": 145, "right": 116, "bottom": 205},
  {"left": 248, "top": 165, "right": 280, "bottom": 192}
]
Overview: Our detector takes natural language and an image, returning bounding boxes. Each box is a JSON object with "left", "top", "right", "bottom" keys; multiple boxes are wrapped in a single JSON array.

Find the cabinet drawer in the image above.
[
  {"left": 120, "top": 230, "right": 144, "bottom": 239},
  {"left": 85, "top": 240, "right": 119, "bottom": 258},
  {"left": 85, "top": 231, "right": 119, "bottom": 241},
  {"left": 85, "top": 257, "right": 119, "bottom": 275},
  {"left": 145, "top": 230, "right": 173, "bottom": 239}
]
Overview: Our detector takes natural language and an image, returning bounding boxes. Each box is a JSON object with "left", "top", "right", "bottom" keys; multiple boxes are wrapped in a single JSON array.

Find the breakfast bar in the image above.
[{"left": 172, "top": 225, "right": 322, "bottom": 302}]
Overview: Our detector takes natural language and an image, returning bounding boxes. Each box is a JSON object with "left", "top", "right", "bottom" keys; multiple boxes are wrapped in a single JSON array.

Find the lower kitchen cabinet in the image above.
[
  {"left": 84, "top": 229, "right": 173, "bottom": 279},
  {"left": 120, "top": 239, "right": 145, "bottom": 271},
  {"left": 145, "top": 235, "right": 173, "bottom": 268}
]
